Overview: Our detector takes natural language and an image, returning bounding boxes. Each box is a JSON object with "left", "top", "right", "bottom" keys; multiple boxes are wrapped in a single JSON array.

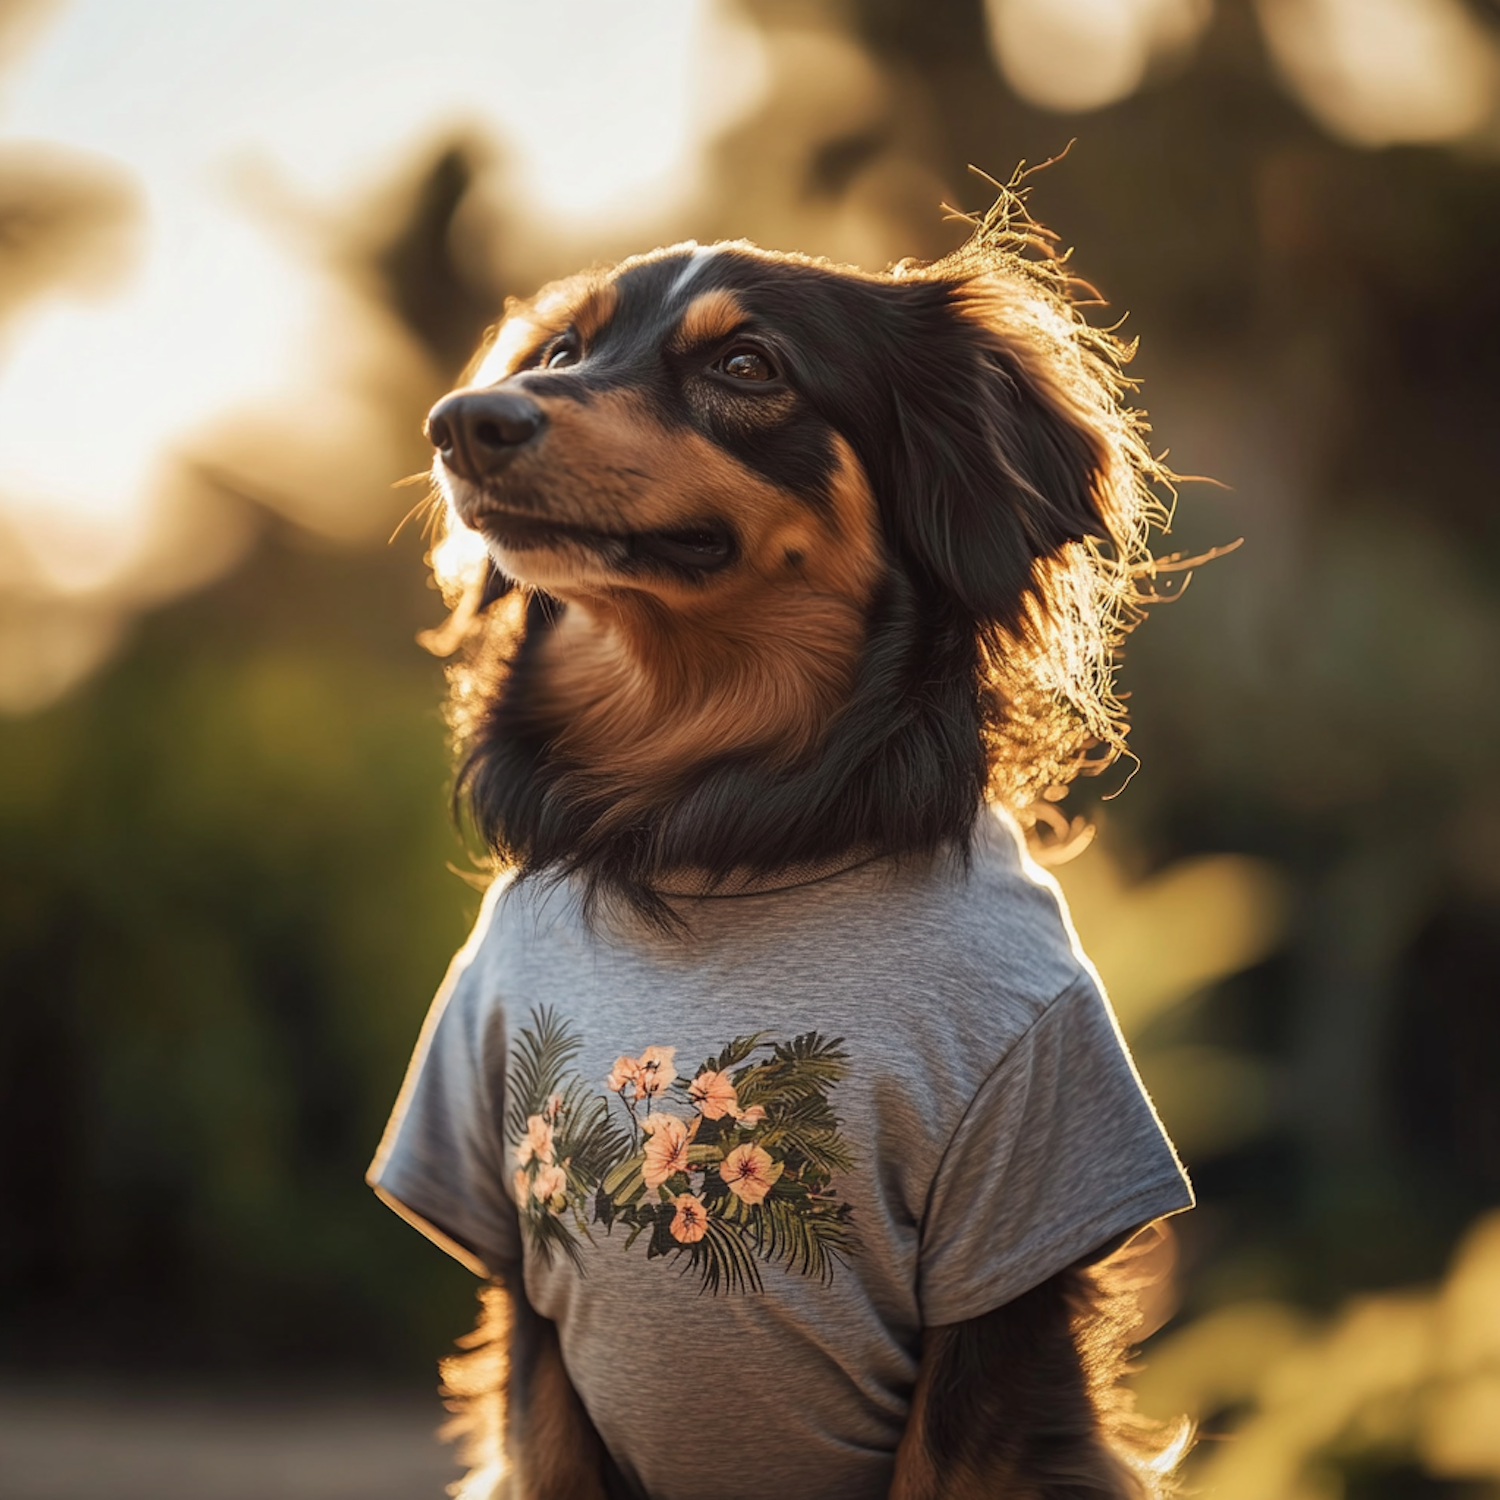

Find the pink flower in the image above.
[
  {"left": 636, "top": 1045, "right": 677, "bottom": 1098},
  {"left": 605, "top": 1055, "right": 643, "bottom": 1094},
  {"left": 735, "top": 1105, "right": 766, "bottom": 1128},
  {"left": 512, "top": 1168, "right": 530, "bottom": 1205},
  {"left": 606, "top": 1046, "right": 676, "bottom": 1098},
  {"left": 641, "top": 1112, "right": 691, "bottom": 1190},
  {"left": 669, "top": 1193, "right": 709, "bottom": 1244},
  {"left": 719, "top": 1143, "right": 783, "bottom": 1205},
  {"left": 531, "top": 1162, "right": 567, "bottom": 1206},
  {"left": 515, "top": 1113, "right": 555, "bottom": 1167},
  {"left": 688, "top": 1069, "right": 738, "bottom": 1120}
]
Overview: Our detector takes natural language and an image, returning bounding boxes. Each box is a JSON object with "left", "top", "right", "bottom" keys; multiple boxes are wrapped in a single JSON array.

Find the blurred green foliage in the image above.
[
  {"left": 0, "top": 529, "right": 479, "bottom": 1373},
  {"left": 1, "top": 9, "right": 1499, "bottom": 1496}
]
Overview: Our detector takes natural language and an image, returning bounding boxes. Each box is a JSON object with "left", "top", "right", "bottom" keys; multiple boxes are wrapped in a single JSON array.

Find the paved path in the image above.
[{"left": 0, "top": 1385, "right": 462, "bottom": 1500}]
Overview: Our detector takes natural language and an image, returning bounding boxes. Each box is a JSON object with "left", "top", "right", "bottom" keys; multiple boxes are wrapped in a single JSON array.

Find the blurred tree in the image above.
[
  {"left": 1, "top": 13, "right": 1498, "bottom": 1500},
  {"left": 0, "top": 519, "right": 479, "bottom": 1372},
  {"left": 0, "top": 141, "right": 513, "bottom": 1374},
  {"left": 372, "top": 141, "right": 511, "bottom": 379}
]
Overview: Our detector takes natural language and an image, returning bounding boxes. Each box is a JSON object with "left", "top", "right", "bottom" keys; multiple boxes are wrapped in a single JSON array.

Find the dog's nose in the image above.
[{"left": 426, "top": 389, "right": 547, "bottom": 480}]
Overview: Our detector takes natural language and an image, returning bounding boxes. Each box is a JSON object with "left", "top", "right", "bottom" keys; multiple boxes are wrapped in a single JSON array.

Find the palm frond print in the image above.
[
  {"left": 507, "top": 1011, "right": 860, "bottom": 1293},
  {"left": 506, "top": 1007, "right": 628, "bottom": 1268}
]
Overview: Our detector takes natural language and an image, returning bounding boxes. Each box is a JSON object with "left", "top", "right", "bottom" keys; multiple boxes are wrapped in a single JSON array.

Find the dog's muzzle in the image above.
[{"left": 426, "top": 389, "right": 547, "bottom": 482}]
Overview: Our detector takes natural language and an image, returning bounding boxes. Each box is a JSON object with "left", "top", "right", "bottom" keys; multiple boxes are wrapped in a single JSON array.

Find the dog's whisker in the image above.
[
  {"left": 388, "top": 485, "right": 443, "bottom": 546},
  {"left": 379, "top": 195, "right": 1204, "bottom": 1500}
]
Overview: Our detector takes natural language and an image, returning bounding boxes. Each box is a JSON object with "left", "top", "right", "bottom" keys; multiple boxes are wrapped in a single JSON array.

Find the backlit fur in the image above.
[
  {"left": 427, "top": 190, "right": 1168, "bottom": 922},
  {"left": 425, "top": 188, "right": 1184, "bottom": 1496}
]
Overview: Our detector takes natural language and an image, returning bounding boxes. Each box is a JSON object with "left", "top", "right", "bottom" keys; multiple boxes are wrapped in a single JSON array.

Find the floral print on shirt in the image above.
[{"left": 506, "top": 1007, "right": 860, "bottom": 1293}]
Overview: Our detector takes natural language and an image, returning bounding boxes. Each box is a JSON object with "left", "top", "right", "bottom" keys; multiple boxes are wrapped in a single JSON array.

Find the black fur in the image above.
[
  {"left": 443, "top": 1273, "right": 639, "bottom": 1500},
  {"left": 431, "top": 231, "right": 1178, "bottom": 1498},
  {"left": 446, "top": 1252, "right": 1172, "bottom": 1499},
  {"left": 454, "top": 251, "right": 1116, "bottom": 918},
  {"left": 902, "top": 1259, "right": 1157, "bottom": 1499}
]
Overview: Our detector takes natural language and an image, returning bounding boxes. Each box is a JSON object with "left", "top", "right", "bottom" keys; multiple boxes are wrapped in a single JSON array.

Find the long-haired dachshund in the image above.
[{"left": 370, "top": 191, "right": 1193, "bottom": 1500}]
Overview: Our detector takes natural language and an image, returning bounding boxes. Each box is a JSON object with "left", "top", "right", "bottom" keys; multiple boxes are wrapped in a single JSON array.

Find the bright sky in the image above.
[
  {"left": 0, "top": 0, "right": 758, "bottom": 592},
  {"left": 4, "top": 0, "right": 1492, "bottom": 599}
]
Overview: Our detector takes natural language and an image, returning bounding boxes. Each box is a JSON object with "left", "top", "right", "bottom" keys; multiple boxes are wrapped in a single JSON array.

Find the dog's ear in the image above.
[{"left": 883, "top": 283, "right": 1115, "bottom": 629}]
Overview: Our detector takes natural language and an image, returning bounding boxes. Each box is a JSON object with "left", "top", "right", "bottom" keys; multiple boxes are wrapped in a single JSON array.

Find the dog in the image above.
[{"left": 369, "top": 191, "right": 1193, "bottom": 1500}]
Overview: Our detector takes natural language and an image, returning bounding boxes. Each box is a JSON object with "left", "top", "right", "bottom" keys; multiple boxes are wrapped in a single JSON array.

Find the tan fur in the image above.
[
  {"left": 473, "top": 387, "right": 878, "bottom": 580},
  {"left": 441, "top": 1283, "right": 615, "bottom": 1500},
  {"left": 517, "top": 1326, "right": 610, "bottom": 1500},
  {"left": 515, "top": 428, "right": 883, "bottom": 821},
  {"left": 888, "top": 1250, "right": 1186, "bottom": 1500},
  {"left": 438, "top": 1285, "right": 510, "bottom": 1500},
  {"left": 474, "top": 274, "right": 619, "bottom": 384},
  {"left": 889, "top": 1366, "right": 938, "bottom": 1500},
  {"left": 668, "top": 288, "right": 747, "bottom": 352},
  {"left": 442, "top": 257, "right": 890, "bottom": 818},
  {"left": 567, "top": 279, "right": 618, "bottom": 348}
]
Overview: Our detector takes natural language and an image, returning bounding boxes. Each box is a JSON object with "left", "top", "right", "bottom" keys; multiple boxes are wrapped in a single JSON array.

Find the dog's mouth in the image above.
[{"left": 474, "top": 509, "right": 737, "bottom": 575}]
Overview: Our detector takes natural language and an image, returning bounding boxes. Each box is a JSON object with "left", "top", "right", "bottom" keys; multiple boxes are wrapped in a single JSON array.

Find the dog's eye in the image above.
[
  {"left": 542, "top": 338, "right": 578, "bottom": 370},
  {"left": 717, "top": 347, "right": 776, "bottom": 382}
]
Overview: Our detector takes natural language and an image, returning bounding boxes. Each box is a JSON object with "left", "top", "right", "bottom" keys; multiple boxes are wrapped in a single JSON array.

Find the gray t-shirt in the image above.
[{"left": 369, "top": 811, "right": 1192, "bottom": 1500}]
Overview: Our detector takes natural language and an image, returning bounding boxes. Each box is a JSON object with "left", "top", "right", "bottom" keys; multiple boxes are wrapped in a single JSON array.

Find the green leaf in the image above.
[
  {"left": 569, "top": 1105, "right": 632, "bottom": 1185},
  {"left": 649, "top": 1210, "right": 676, "bottom": 1259},
  {"left": 758, "top": 1120, "right": 855, "bottom": 1177},
  {"left": 610, "top": 1166, "right": 647, "bottom": 1208},
  {"left": 774, "top": 1032, "right": 851, "bottom": 1070},
  {"left": 524, "top": 1206, "right": 588, "bottom": 1274},
  {"left": 505, "top": 1006, "right": 586, "bottom": 1146},
  {"left": 747, "top": 1194, "right": 859, "bottom": 1283},
  {"left": 700, "top": 1033, "right": 768, "bottom": 1076},
  {"left": 601, "top": 1154, "right": 645, "bottom": 1198},
  {"left": 689, "top": 1213, "right": 762, "bottom": 1295},
  {"left": 594, "top": 1186, "right": 617, "bottom": 1230}
]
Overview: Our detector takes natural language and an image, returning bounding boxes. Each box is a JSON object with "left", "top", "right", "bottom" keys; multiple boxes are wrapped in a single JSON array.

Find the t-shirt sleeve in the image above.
[
  {"left": 366, "top": 886, "right": 520, "bottom": 1278},
  {"left": 917, "top": 972, "right": 1193, "bottom": 1327}
]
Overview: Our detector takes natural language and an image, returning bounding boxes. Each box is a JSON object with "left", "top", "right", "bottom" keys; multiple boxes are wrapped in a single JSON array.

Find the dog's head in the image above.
[
  {"left": 429, "top": 240, "right": 1127, "bottom": 629},
  {"left": 426, "top": 213, "right": 1166, "bottom": 914}
]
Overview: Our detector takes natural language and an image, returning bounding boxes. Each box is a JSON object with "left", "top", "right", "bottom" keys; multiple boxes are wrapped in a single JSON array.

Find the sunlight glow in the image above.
[
  {"left": 1256, "top": 0, "right": 1498, "bottom": 147},
  {"left": 430, "top": 506, "right": 491, "bottom": 604},
  {"left": 983, "top": 0, "right": 1211, "bottom": 113},
  {"left": 1052, "top": 837, "right": 1287, "bottom": 1159},
  {"left": 1056, "top": 846, "right": 1288, "bottom": 1033},
  {"left": 4, "top": 0, "right": 746, "bottom": 220},
  {"left": 0, "top": 0, "right": 761, "bottom": 602},
  {"left": 1136, "top": 1211, "right": 1500, "bottom": 1493},
  {"left": 0, "top": 202, "right": 317, "bottom": 592}
]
